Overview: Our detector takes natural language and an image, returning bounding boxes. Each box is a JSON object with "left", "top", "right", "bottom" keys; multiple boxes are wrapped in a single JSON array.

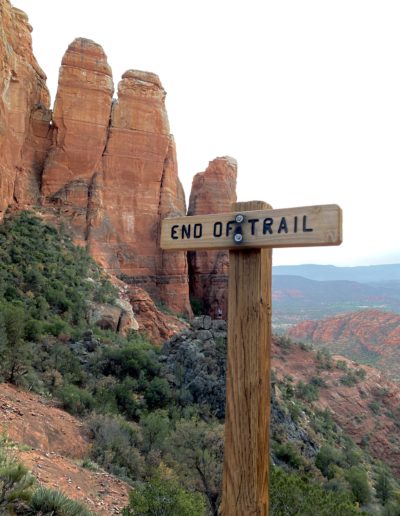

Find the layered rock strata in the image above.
[
  {"left": 39, "top": 41, "right": 190, "bottom": 315},
  {"left": 0, "top": 0, "right": 52, "bottom": 218},
  {"left": 188, "top": 157, "right": 237, "bottom": 318}
]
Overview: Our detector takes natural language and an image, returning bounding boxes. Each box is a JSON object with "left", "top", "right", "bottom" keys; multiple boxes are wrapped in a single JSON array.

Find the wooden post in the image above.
[
  {"left": 160, "top": 199, "right": 342, "bottom": 515},
  {"left": 220, "top": 201, "right": 272, "bottom": 516}
]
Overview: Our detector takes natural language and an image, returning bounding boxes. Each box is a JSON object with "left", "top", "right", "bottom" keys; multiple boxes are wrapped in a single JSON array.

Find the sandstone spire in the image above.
[{"left": 188, "top": 156, "right": 237, "bottom": 318}]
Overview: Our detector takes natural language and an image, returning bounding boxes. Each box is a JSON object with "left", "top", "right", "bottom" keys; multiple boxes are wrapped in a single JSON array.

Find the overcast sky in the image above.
[{"left": 13, "top": 0, "right": 400, "bottom": 267}]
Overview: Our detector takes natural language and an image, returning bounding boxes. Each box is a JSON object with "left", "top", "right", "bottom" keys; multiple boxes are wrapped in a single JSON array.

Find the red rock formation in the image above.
[
  {"left": 1, "top": 4, "right": 192, "bottom": 320},
  {"left": 41, "top": 38, "right": 114, "bottom": 245},
  {"left": 188, "top": 157, "right": 237, "bottom": 318},
  {"left": 128, "top": 285, "right": 187, "bottom": 344},
  {"left": 0, "top": 0, "right": 52, "bottom": 218},
  {"left": 89, "top": 69, "right": 191, "bottom": 315},
  {"left": 39, "top": 42, "right": 191, "bottom": 316}
]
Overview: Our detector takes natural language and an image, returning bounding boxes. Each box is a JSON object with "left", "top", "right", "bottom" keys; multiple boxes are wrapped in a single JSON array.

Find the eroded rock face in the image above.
[
  {"left": 91, "top": 69, "right": 190, "bottom": 316},
  {"left": 127, "top": 285, "right": 187, "bottom": 344},
  {"left": 188, "top": 157, "right": 237, "bottom": 318},
  {"left": 39, "top": 43, "right": 191, "bottom": 315},
  {"left": 0, "top": 0, "right": 52, "bottom": 218},
  {"left": 41, "top": 38, "right": 114, "bottom": 246}
]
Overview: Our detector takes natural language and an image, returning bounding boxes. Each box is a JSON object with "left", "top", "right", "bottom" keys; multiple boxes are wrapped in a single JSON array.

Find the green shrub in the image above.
[
  {"left": 144, "top": 378, "right": 172, "bottom": 410},
  {"left": 123, "top": 476, "right": 207, "bottom": 516},
  {"left": 345, "top": 466, "right": 371, "bottom": 505},
  {"left": 310, "top": 376, "right": 327, "bottom": 388},
  {"left": 316, "top": 349, "right": 334, "bottom": 370},
  {"left": 0, "top": 447, "right": 35, "bottom": 512},
  {"left": 339, "top": 372, "right": 359, "bottom": 387},
  {"left": 296, "top": 380, "right": 319, "bottom": 402},
  {"left": 274, "top": 442, "right": 304, "bottom": 469},
  {"left": 58, "top": 384, "right": 95, "bottom": 416},
  {"left": 315, "top": 446, "right": 343, "bottom": 479},
  {"left": 190, "top": 297, "right": 204, "bottom": 316},
  {"left": 368, "top": 400, "right": 381, "bottom": 415},
  {"left": 270, "top": 466, "right": 363, "bottom": 515},
  {"left": 88, "top": 414, "right": 144, "bottom": 480},
  {"left": 29, "top": 487, "right": 92, "bottom": 515}
]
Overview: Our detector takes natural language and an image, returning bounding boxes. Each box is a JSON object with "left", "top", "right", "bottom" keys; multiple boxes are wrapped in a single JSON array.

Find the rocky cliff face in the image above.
[
  {"left": 0, "top": 0, "right": 52, "bottom": 218},
  {"left": 40, "top": 42, "right": 191, "bottom": 315},
  {"left": 41, "top": 38, "right": 113, "bottom": 247},
  {"left": 0, "top": 0, "right": 193, "bottom": 317},
  {"left": 188, "top": 157, "right": 237, "bottom": 318},
  {"left": 1, "top": 1, "right": 240, "bottom": 322}
]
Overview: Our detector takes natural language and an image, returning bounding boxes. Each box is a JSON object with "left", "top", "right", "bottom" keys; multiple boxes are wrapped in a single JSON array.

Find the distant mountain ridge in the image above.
[
  {"left": 272, "top": 273, "right": 400, "bottom": 327},
  {"left": 273, "top": 263, "right": 400, "bottom": 283}
]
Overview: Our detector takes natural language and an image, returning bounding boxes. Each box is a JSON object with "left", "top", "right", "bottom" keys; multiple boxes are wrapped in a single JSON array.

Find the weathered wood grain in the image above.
[{"left": 220, "top": 201, "right": 271, "bottom": 516}]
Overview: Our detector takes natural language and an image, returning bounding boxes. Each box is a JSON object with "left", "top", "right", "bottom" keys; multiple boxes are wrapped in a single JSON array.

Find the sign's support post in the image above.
[
  {"left": 221, "top": 201, "right": 271, "bottom": 516},
  {"left": 160, "top": 199, "right": 342, "bottom": 516}
]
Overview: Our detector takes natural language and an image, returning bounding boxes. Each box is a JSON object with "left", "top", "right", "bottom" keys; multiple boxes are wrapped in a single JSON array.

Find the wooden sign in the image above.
[
  {"left": 161, "top": 204, "right": 342, "bottom": 251},
  {"left": 161, "top": 200, "right": 342, "bottom": 516}
]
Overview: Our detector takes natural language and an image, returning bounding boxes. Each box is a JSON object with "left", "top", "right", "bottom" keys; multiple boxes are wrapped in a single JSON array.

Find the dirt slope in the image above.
[{"left": 0, "top": 383, "right": 130, "bottom": 514}]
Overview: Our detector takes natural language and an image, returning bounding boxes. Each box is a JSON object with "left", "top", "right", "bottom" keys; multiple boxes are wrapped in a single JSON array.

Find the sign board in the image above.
[{"left": 160, "top": 204, "right": 342, "bottom": 250}]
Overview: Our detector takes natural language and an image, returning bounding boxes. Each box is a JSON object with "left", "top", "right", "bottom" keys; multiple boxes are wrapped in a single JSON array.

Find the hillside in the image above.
[
  {"left": 0, "top": 383, "right": 130, "bottom": 514},
  {"left": 287, "top": 309, "right": 400, "bottom": 381},
  {"left": 272, "top": 275, "right": 400, "bottom": 329},
  {"left": 3, "top": 319, "right": 400, "bottom": 514}
]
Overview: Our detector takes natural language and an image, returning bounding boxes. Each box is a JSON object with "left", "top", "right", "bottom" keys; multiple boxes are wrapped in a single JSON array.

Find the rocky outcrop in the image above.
[
  {"left": 187, "top": 157, "right": 237, "bottom": 318},
  {"left": 36, "top": 40, "right": 191, "bottom": 316},
  {"left": 127, "top": 286, "right": 187, "bottom": 344},
  {"left": 87, "top": 300, "right": 138, "bottom": 335},
  {"left": 161, "top": 316, "right": 228, "bottom": 417},
  {"left": 0, "top": 0, "right": 52, "bottom": 219}
]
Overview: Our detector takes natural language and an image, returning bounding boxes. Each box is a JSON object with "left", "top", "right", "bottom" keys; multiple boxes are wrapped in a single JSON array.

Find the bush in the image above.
[
  {"left": 190, "top": 297, "right": 204, "bottom": 316},
  {"left": 29, "top": 487, "right": 92, "bottom": 515},
  {"left": 315, "top": 446, "right": 343, "bottom": 479},
  {"left": 296, "top": 380, "right": 319, "bottom": 402},
  {"left": 270, "top": 466, "right": 363, "bottom": 515},
  {"left": 88, "top": 414, "right": 144, "bottom": 480},
  {"left": 58, "top": 384, "right": 95, "bottom": 416},
  {"left": 368, "top": 400, "right": 381, "bottom": 415},
  {"left": 123, "top": 476, "right": 207, "bottom": 516},
  {"left": 274, "top": 442, "right": 304, "bottom": 469},
  {"left": 339, "top": 372, "right": 359, "bottom": 387},
  {"left": 345, "top": 466, "right": 371, "bottom": 505},
  {"left": 0, "top": 447, "right": 35, "bottom": 512},
  {"left": 144, "top": 378, "right": 172, "bottom": 410},
  {"left": 316, "top": 349, "right": 334, "bottom": 370}
]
